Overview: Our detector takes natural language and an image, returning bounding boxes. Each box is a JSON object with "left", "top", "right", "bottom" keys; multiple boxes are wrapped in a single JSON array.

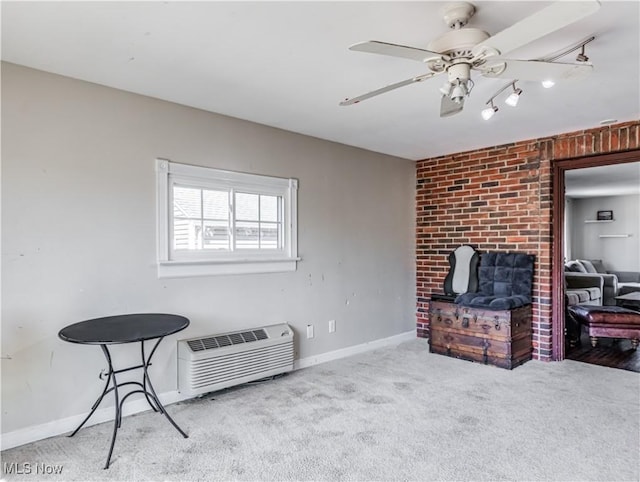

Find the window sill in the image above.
[{"left": 157, "top": 257, "right": 300, "bottom": 278}]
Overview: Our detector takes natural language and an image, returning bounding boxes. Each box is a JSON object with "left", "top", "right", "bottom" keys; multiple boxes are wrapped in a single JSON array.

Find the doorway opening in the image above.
[{"left": 552, "top": 150, "right": 640, "bottom": 363}]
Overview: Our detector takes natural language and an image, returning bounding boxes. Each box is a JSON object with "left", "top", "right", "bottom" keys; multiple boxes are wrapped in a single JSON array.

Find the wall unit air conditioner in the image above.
[{"left": 177, "top": 323, "right": 294, "bottom": 396}]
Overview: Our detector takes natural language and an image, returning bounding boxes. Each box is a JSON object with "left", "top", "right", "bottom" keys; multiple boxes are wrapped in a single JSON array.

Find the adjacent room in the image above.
[
  {"left": 2, "top": 1, "right": 639, "bottom": 480},
  {"left": 563, "top": 162, "right": 640, "bottom": 370}
]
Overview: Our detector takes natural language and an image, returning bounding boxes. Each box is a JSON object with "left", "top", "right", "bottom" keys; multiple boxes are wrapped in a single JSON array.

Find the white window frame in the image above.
[{"left": 156, "top": 159, "right": 299, "bottom": 278}]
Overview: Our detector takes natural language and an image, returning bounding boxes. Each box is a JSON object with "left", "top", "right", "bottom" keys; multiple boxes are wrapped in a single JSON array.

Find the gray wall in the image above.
[
  {"left": 1, "top": 63, "right": 416, "bottom": 434},
  {"left": 570, "top": 194, "right": 640, "bottom": 271},
  {"left": 564, "top": 197, "right": 574, "bottom": 261}
]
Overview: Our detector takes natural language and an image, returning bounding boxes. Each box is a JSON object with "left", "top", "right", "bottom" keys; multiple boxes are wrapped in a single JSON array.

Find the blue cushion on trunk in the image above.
[{"left": 455, "top": 252, "right": 534, "bottom": 309}]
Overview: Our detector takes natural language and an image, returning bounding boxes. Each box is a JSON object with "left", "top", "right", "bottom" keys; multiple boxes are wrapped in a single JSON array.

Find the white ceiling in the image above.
[
  {"left": 565, "top": 161, "right": 640, "bottom": 198},
  {"left": 2, "top": 1, "right": 639, "bottom": 161}
]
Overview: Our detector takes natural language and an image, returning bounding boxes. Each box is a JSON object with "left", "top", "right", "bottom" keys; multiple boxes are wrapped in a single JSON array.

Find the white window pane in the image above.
[
  {"left": 159, "top": 160, "right": 298, "bottom": 275},
  {"left": 236, "top": 192, "right": 259, "bottom": 221},
  {"left": 235, "top": 221, "right": 259, "bottom": 249},
  {"left": 260, "top": 195, "right": 279, "bottom": 222},
  {"left": 260, "top": 223, "right": 280, "bottom": 249},
  {"left": 203, "top": 220, "right": 229, "bottom": 250},
  {"left": 203, "top": 190, "right": 229, "bottom": 220},
  {"left": 173, "top": 186, "right": 201, "bottom": 218},
  {"left": 174, "top": 219, "right": 201, "bottom": 250}
]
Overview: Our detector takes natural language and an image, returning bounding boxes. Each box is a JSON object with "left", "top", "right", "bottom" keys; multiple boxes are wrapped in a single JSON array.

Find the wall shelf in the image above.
[
  {"left": 584, "top": 219, "right": 614, "bottom": 223},
  {"left": 599, "top": 234, "right": 631, "bottom": 238}
]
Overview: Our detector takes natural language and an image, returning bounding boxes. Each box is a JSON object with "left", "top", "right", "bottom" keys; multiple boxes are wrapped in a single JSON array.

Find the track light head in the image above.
[
  {"left": 576, "top": 45, "right": 589, "bottom": 62},
  {"left": 505, "top": 84, "right": 523, "bottom": 107},
  {"left": 481, "top": 102, "right": 498, "bottom": 120}
]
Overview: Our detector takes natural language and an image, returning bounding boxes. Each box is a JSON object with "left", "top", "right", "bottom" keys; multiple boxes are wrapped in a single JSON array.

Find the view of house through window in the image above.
[
  {"left": 172, "top": 186, "right": 283, "bottom": 251},
  {"left": 156, "top": 159, "right": 298, "bottom": 277}
]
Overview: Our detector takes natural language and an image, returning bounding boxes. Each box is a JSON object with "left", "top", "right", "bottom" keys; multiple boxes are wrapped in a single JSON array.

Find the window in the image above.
[{"left": 156, "top": 159, "right": 298, "bottom": 277}]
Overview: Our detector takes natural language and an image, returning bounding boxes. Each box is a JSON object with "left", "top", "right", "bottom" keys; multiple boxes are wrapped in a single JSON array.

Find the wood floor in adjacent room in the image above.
[{"left": 566, "top": 333, "right": 640, "bottom": 373}]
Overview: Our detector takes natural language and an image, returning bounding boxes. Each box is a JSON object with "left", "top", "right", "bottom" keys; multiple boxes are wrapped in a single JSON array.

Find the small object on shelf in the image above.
[{"left": 597, "top": 210, "right": 613, "bottom": 221}]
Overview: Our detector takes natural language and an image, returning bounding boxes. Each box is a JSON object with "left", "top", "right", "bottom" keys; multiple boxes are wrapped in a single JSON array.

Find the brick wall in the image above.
[{"left": 416, "top": 120, "right": 640, "bottom": 360}]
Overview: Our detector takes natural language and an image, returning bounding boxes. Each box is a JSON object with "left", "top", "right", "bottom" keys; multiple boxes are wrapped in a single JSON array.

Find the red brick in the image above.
[{"left": 415, "top": 120, "right": 640, "bottom": 362}]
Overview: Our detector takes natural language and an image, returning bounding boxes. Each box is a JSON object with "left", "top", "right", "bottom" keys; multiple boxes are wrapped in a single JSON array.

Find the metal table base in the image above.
[{"left": 68, "top": 337, "right": 188, "bottom": 469}]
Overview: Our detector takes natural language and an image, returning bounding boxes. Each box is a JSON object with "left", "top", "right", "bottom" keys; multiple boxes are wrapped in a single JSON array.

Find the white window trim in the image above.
[{"left": 156, "top": 159, "right": 299, "bottom": 278}]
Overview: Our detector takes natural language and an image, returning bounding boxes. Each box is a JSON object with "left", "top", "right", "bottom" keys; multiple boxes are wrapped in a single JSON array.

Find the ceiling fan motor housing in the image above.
[
  {"left": 426, "top": 27, "right": 490, "bottom": 75},
  {"left": 428, "top": 28, "right": 490, "bottom": 57},
  {"left": 447, "top": 62, "right": 471, "bottom": 83}
]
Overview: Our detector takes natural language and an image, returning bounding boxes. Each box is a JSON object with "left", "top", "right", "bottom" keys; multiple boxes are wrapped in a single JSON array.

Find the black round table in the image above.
[{"left": 59, "top": 313, "right": 190, "bottom": 469}]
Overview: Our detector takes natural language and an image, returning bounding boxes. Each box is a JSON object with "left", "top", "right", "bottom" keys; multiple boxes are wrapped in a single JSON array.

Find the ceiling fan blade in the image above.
[
  {"left": 339, "top": 73, "right": 436, "bottom": 106},
  {"left": 480, "top": 59, "right": 593, "bottom": 82},
  {"left": 440, "top": 95, "right": 464, "bottom": 118},
  {"left": 472, "top": 1, "right": 601, "bottom": 59},
  {"left": 349, "top": 40, "right": 444, "bottom": 63}
]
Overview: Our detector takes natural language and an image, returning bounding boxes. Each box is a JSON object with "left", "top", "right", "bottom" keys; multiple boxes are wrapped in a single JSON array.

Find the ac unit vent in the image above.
[
  {"left": 186, "top": 328, "right": 268, "bottom": 352},
  {"left": 178, "top": 323, "right": 294, "bottom": 396}
]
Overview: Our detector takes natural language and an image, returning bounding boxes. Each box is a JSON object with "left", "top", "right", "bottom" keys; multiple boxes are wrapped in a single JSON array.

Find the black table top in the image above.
[{"left": 59, "top": 313, "right": 190, "bottom": 345}]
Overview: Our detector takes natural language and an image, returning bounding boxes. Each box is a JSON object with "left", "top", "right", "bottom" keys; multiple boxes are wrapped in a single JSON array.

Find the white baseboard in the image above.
[
  {"left": 1, "top": 329, "right": 416, "bottom": 451},
  {"left": 0, "top": 390, "right": 191, "bottom": 452},
  {"left": 294, "top": 330, "right": 416, "bottom": 370}
]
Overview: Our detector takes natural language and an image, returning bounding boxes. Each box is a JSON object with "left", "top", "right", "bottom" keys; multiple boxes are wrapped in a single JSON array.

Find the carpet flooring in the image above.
[{"left": 2, "top": 338, "right": 639, "bottom": 481}]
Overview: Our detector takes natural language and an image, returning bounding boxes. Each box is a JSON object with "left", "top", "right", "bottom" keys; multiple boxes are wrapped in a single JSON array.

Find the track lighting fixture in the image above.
[
  {"left": 505, "top": 83, "right": 523, "bottom": 107},
  {"left": 481, "top": 101, "right": 498, "bottom": 120},
  {"left": 482, "top": 81, "right": 522, "bottom": 117},
  {"left": 480, "top": 36, "right": 594, "bottom": 120},
  {"left": 576, "top": 45, "right": 589, "bottom": 63}
]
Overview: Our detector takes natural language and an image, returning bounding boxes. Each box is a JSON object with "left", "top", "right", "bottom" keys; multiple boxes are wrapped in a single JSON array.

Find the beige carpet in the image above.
[{"left": 2, "top": 338, "right": 639, "bottom": 481}]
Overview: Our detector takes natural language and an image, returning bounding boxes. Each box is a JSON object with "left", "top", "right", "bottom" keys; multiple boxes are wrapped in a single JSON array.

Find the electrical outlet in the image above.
[
  {"left": 328, "top": 319, "right": 336, "bottom": 333},
  {"left": 306, "top": 324, "right": 314, "bottom": 339}
]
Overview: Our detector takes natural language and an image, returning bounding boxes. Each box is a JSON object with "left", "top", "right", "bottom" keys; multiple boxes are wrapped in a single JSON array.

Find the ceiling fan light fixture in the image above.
[
  {"left": 481, "top": 102, "right": 498, "bottom": 120},
  {"left": 505, "top": 84, "right": 522, "bottom": 107},
  {"left": 451, "top": 86, "right": 465, "bottom": 103},
  {"left": 449, "top": 80, "right": 468, "bottom": 104},
  {"left": 439, "top": 81, "right": 452, "bottom": 96},
  {"left": 541, "top": 79, "right": 555, "bottom": 89}
]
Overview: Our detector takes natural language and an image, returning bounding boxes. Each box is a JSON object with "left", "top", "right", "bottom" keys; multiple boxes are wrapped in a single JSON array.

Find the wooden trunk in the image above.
[{"left": 428, "top": 301, "right": 532, "bottom": 369}]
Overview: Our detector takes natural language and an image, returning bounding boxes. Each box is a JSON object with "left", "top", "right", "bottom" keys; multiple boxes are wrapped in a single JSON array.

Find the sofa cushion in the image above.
[
  {"left": 566, "top": 292, "right": 581, "bottom": 305},
  {"left": 565, "top": 260, "right": 587, "bottom": 273},
  {"left": 589, "top": 259, "right": 607, "bottom": 274},
  {"left": 583, "top": 287, "right": 601, "bottom": 300},
  {"left": 611, "top": 271, "right": 640, "bottom": 283},
  {"left": 577, "top": 259, "right": 598, "bottom": 274},
  {"left": 574, "top": 290, "right": 590, "bottom": 303},
  {"left": 566, "top": 288, "right": 601, "bottom": 305}
]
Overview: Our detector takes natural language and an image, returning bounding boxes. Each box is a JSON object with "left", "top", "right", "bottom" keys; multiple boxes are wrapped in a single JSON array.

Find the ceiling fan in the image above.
[{"left": 340, "top": 1, "right": 600, "bottom": 117}]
